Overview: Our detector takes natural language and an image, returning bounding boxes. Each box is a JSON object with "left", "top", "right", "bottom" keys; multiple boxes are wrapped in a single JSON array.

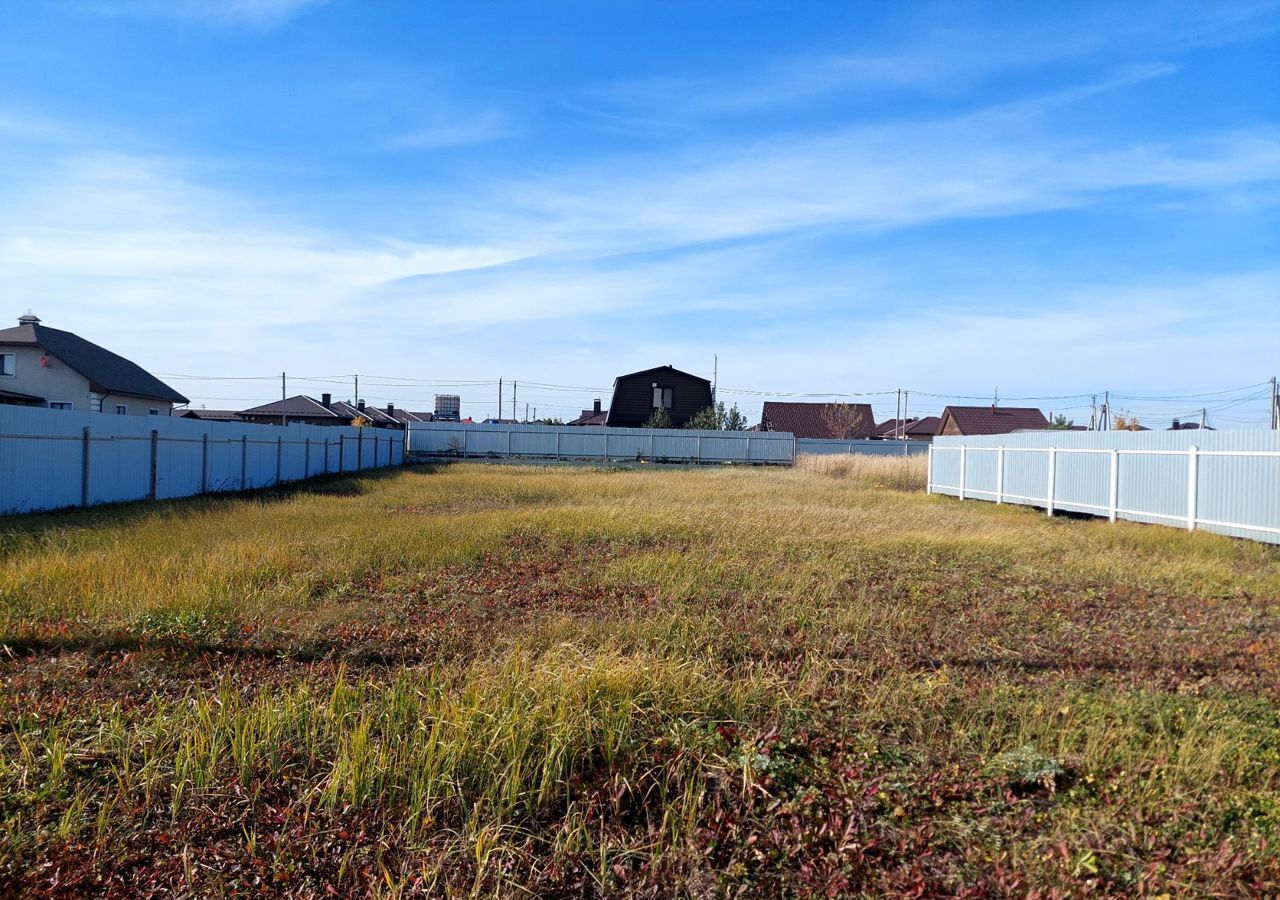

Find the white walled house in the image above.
[{"left": 0, "top": 314, "right": 188, "bottom": 415}]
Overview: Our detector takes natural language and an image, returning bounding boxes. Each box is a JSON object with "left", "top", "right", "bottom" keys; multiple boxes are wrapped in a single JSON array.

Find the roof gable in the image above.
[
  {"left": 612, "top": 365, "right": 711, "bottom": 386},
  {"left": 940, "top": 405, "right": 1049, "bottom": 435},
  {"left": 0, "top": 321, "right": 188, "bottom": 404},
  {"left": 761, "top": 401, "right": 877, "bottom": 439}
]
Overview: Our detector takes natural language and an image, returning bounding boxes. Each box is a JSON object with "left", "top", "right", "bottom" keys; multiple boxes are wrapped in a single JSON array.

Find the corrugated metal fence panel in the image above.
[
  {"left": 795, "top": 438, "right": 930, "bottom": 457},
  {"left": 929, "top": 430, "right": 1280, "bottom": 544},
  {"left": 406, "top": 422, "right": 795, "bottom": 464},
  {"left": 0, "top": 406, "right": 404, "bottom": 515}
]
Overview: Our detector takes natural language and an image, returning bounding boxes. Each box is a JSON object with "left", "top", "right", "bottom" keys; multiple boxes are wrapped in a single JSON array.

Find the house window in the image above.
[
  {"left": 116, "top": 404, "right": 128, "bottom": 415},
  {"left": 0, "top": 353, "right": 13, "bottom": 376},
  {"left": 148, "top": 408, "right": 160, "bottom": 416},
  {"left": 49, "top": 401, "right": 73, "bottom": 410},
  {"left": 652, "top": 386, "right": 673, "bottom": 409}
]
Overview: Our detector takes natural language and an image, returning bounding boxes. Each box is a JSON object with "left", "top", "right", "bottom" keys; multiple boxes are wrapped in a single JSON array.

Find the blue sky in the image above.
[{"left": 1, "top": 0, "right": 1278, "bottom": 426}]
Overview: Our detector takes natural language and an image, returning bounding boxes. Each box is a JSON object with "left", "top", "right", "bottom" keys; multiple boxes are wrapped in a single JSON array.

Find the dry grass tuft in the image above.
[{"left": 795, "top": 451, "right": 927, "bottom": 489}]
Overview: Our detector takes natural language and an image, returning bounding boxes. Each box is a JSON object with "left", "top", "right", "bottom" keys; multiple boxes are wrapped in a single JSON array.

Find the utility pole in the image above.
[
  {"left": 525, "top": 402, "right": 529, "bottom": 423},
  {"left": 902, "top": 390, "right": 909, "bottom": 440},
  {"left": 281, "top": 372, "right": 287, "bottom": 426},
  {"left": 895, "top": 388, "right": 901, "bottom": 440},
  {"left": 498, "top": 378, "right": 503, "bottom": 421},
  {"left": 512, "top": 381, "right": 517, "bottom": 422},
  {"left": 1200, "top": 407, "right": 1207, "bottom": 430},
  {"left": 1271, "top": 376, "right": 1278, "bottom": 430},
  {"left": 1102, "top": 390, "right": 1110, "bottom": 431},
  {"left": 1090, "top": 395, "right": 1097, "bottom": 431},
  {"left": 713, "top": 355, "right": 718, "bottom": 407},
  {"left": 354, "top": 375, "right": 359, "bottom": 408}
]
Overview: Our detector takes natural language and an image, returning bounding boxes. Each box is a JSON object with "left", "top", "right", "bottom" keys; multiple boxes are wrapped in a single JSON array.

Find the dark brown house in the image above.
[
  {"left": 605, "top": 365, "right": 713, "bottom": 428},
  {"left": 760, "top": 401, "right": 877, "bottom": 439},
  {"left": 568, "top": 398, "right": 608, "bottom": 426},
  {"left": 875, "top": 416, "right": 942, "bottom": 442},
  {"left": 938, "top": 405, "right": 1049, "bottom": 436}
]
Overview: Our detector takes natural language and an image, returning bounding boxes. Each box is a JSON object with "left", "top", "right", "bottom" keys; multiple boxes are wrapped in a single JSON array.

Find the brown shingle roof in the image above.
[
  {"left": 939, "top": 405, "right": 1049, "bottom": 436},
  {"left": 876, "top": 416, "right": 941, "bottom": 437},
  {"left": 760, "top": 401, "right": 877, "bottom": 439},
  {"left": 241, "top": 395, "right": 345, "bottom": 418}
]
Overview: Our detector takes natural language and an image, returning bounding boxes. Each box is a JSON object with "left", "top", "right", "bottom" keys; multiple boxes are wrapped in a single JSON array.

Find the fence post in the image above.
[
  {"left": 925, "top": 444, "right": 932, "bottom": 493},
  {"left": 338, "top": 434, "right": 345, "bottom": 473},
  {"left": 147, "top": 429, "right": 159, "bottom": 500},
  {"left": 507, "top": 428, "right": 512, "bottom": 458},
  {"left": 462, "top": 428, "right": 468, "bottom": 458},
  {"left": 304, "top": 436, "right": 310, "bottom": 478},
  {"left": 1108, "top": 449, "right": 1119, "bottom": 522},
  {"left": 357, "top": 431, "right": 364, "bottom": 469},
  {"left": 1187, "top": 445, "right": 1199, "bottom": 532},
  {"left": 744, "top": 434, "right": 751, "bottom": 463},
  {"left": 958, "top": 445, "right": 967, "bottom": 500},
  {"left": 201, "top": 432, "right": 209, "bottom": 494},
  {"left": 276, "top": 436, "right": 283, "bottom": 485},
  {"left": 555, "top": 429, "right": 561, "bottom": 460},
  {"left": 1045, "top": 447, "right": 1056, "bottom": 517},
  {"left": 241, "top": 435, "right": 248, "bottom": 490},
  {"left": 995, "top": 446, "right": 1005, "bottom": 504},
  {"left": 325, "top": 436, "right": 331, "bottom": 473},
  {"left": 81, "top": 426, "right": 91, "bottom": 506}
]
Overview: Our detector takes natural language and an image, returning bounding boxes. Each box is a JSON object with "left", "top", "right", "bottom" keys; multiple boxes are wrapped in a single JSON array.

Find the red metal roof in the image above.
[
  {"left": 939, "top": 405, "right": 1049, "bottom": 436},
  {"left": 760, "top": 401, "right": 877, "bottom": 439}
]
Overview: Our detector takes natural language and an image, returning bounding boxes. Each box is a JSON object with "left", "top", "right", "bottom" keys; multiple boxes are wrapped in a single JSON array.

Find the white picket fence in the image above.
[{"left": 0, "top": 405, "right": 404, "bottom": 515}]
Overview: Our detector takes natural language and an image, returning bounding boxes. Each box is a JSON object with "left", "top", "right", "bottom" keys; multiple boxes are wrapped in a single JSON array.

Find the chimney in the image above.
[
  {"left": 386, "top": 403, "right": 395, "bottom": 416},
  {"left": 1172, "top": 418, "right": 1180, "bottom": 429},
  {"left": 321, "top": 393, "right": 331, "bottom": 408},
  {"left": 357, "top": 399, "right": 365, "bottom": 411},
  {"left": 593, "top": 398, "right": 601, "bottom": 414}
]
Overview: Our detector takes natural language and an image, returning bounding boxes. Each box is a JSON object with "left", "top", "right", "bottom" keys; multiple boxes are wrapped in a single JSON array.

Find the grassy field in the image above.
[{"left": 2, "top": 455, "right": 1278, "bottom": 897}]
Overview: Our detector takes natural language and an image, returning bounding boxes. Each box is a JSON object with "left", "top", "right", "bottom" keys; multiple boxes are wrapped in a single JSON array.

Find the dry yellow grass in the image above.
[{"left": 2, "top": 461, "right": 1278, "bottom": 896}]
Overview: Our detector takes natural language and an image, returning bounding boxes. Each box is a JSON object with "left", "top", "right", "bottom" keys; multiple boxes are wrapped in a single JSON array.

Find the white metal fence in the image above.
[
  {"left": 928, "top": 430, "right": 1280, "bottom": 544},
  {"left": 407, "top": 421, "right": 795, "bottom": 464},
  {"left": 0, "top": 405, "right": 404, "bottom": 515},
  {"left": 796, "top": 438, "right": 930, "bottom": 457}
]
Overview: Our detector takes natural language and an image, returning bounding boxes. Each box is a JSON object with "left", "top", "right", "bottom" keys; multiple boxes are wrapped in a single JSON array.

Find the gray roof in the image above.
[
  {"left": 241, "top": 395, "right": 347, "bottom": 418},
  {"left": 0, "top": 317, "right": 188, "bottom": 404}
]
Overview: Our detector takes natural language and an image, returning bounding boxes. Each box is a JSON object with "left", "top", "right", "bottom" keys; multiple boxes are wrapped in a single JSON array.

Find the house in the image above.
[
  {"left": 760, "top": 401, "right": 877, "bottom": 439},
  {"left": 875, "top": 415, "right": 942, "bottom": 442},
  {"left": 568, "top": 399, "right": 608, "bottom": 426},
  {"left": 177, "top": 408, "right": 244, "bottom": 423},
  {"left": 1169, "top": 419, "right": 1215, "bottom": 431},
  {"left": 240, "top": 393, "right": 355, "bottom": 427},
  {"left": 605, "top": 365, "right": 713, "bottom": 428},
  {"left": 0, "top": 313, "right": 188, "bottom": 414},
  {"left": 937, "top": 405, "right": 1049, "bottom": 436}
]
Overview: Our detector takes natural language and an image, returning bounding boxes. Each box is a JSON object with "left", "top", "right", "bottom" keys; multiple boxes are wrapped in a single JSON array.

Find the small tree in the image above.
[
  {"left": 1113, "top": 414, "right": 1142, "bottom": 431},
  {"left": 685, "top": 401, "right": 749, "bottom": 431},
  {"left": 1050, "top": 414, "right": 1074, "bottom": 430},
  {"left": 643, "top": 408, "right": 673, "bottom": 429},
  {"left": 821, "top": 402, "right": 869, "bottom": 439}
]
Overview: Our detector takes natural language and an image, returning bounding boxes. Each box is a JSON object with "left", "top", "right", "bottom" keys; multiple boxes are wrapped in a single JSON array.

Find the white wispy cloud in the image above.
[
  {"left": 73, "top": 0, "right": 328, "bottom": 27},
  {"left": 384, "top": 110, "right": 515, "bottom": 151}
]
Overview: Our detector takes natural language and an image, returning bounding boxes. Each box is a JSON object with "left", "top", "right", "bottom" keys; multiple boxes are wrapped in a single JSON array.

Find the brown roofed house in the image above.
[
  {"left": 240, "top": 393, "right": 352, "bottom": 426},
  {"left": 606, "top": 366, "right": 712, "bottom": 428},
  {"left": 937, "top": 405, "right": 1049, "bottom": 436},
  {"left": 760, "top": 401, "right": 877, "bottom": 439},
  {"left": 875, "top": 415, "right": 942, "bottom": 442},
  {"left": 568, "top": 398, "right": 608, "bottom": 426}
]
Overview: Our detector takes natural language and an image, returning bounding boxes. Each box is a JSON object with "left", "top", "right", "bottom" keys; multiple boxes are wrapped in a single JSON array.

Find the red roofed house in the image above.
[
  {"left": 937, "top": 405, "right": 1049, "bottom": 436},
  {"left": 875, "top": 416, "right": 942, "bottom": 442},
  {"left": 759, "top": 401, "right": 877, "bottom": 439}
]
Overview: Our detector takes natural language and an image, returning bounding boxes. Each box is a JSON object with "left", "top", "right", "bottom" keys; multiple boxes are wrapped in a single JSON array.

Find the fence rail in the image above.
[
  {"left": 928, "top": 430, "right": 1280, "bottom": 544},
  {"left": 796, "top": 438, "right": 930, "bottom": 457},
  {"left": 0, "top": 405, "right": 404, "bottom": 515},
  {"left": 407, "top": 421, "right": 795, "bottom": 464}
]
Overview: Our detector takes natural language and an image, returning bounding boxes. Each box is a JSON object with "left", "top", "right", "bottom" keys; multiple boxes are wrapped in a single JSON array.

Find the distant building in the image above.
[
  {"left": 606, "top": 365, "right": 713, "bottom": 428},
  {"left": 1169, "top": 419, "right": 1215, "bottom": 431},
  {"left": 177, "top": 408, "right": 244, "bottom": 423},
  {"left": 760, "top": 401, "right": 877, "bottom": 439},
  {"left": 875, "top": 415, "right": 941, "bottom": 442},
  {"left": 937, "top": 405, "right": 1049, "bottom": 436},
  {"left": 568, "top": 398, "right": 608, "bottom": 426},
  {"left": 0, "top": 313, "right": 187, "bottom": 414}
]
